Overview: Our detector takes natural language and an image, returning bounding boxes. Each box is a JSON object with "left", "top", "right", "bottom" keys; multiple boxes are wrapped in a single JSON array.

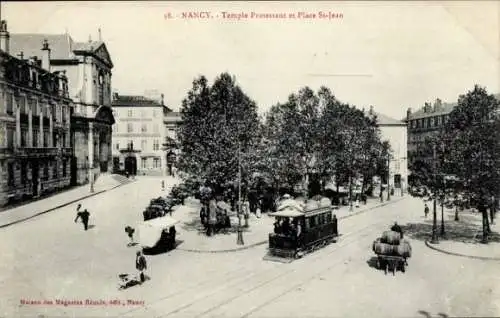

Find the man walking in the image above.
[
  {"left": 75, "top": 208, "right": 90, "bottom": 231},
  {"left": 424, "top": 203, "right": 429, "bottom": 218},
  {"left": 136, "top": 251, "right": 147, "bottom": 283}
]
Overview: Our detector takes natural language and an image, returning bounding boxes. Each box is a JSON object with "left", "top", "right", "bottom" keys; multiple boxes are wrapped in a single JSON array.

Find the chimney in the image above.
[
  {"left": 406, "top": 107, "right": 412, "bottom": 120},
  {"left": 113, "top": 92, "right": 119, "bottom": 101},
  {"left": 0, "top": 20, "right": 10, "bottom": 53},
  {"left": 41, "top": 39, "right": 51, "bottom": 71},
  {"left": 161, "top": 93, "right": 164, "bottom": 105},
  {"left": 369, "top": 105, "right": 374, "bottom": 115}
]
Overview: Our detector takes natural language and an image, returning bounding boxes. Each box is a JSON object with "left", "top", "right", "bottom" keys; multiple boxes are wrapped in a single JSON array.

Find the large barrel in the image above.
[
  {"left": 396, "top": 240, "right": 412, "bottom": 258},
  {"left": 319, "top": 197, "right": 332, "bottom": 207},
  {"left": 372, "top": 238, "right": 381, "bottom": 253},
  {"left": 305, "top": 200, "right": 319, "bottom": 211},
  {"left": 373, "top": 242, "right": 395, "bottom": 255},
  {"left": 381, "top": 231, "right": 401, "bottom": 245}
]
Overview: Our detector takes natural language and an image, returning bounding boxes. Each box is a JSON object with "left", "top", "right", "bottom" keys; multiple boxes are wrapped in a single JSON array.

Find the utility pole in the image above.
[
  {"left": 387, "top": 155, "right": 391, "bottom": 201},
  {"left": 431, "top": 144, "right": 439, "bottom": 244},
  {"left": 237, "top": 141, "right": 244, "bottom": 245},
  {"left": 441, "top": 175, "right": 446, "bottom": 236}
]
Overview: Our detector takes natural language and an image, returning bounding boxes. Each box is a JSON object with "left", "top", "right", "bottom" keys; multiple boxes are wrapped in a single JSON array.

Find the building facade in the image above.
[
  {"left": 10, "top": 30, "right": 115, "bottom": 188},
  {"left": 370, "top": 107, "right": 408, "bottom": 192},
  {"left": 405, "top": 98, "right": 454, "bottom": 174},
  {"left": 111, "top": 93, "right": 171, "bottom": 176},
  {"left": 0, "top": 21, "right": 73, "bottom": 206},
  {"left": 163, "top": 111, "right": 181, "bottom": 175}
]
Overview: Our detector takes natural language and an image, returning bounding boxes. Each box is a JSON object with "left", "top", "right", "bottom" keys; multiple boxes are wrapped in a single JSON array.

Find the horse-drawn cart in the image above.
[
  {"left": 375, "top": 254, "right": 407, "bottom": 275},
  {"left": 138, "top": 216, "right": 179, "bottom": 253}
]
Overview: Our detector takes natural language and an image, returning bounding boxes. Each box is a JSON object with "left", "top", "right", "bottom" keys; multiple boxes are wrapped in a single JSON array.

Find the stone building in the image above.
[
  {"left": 111, "top": 93, "right": 171, "bottom": 176},
  {"left": 405, "top": 99, "right": 455, "bottom": 179},
  {"left": 10, "top": 29, "right": 115, "bottom": 190},
  {"left": 163, "top": 111, "right": 181, "bottom": 175},
  {"left": 369, "top": 106, "right": 408, "bottom": 193},
  {"left": 0, "top": 21, "right": 73, "bottom": 206}
]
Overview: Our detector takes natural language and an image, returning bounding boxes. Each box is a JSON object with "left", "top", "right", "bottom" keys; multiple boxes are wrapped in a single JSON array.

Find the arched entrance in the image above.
[{"left": 124, "top": 156, "right": 137, "bottom": 176}]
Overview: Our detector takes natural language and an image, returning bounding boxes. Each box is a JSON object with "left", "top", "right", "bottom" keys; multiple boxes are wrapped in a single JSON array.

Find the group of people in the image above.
[{"left": 273, "top": 217, "right": 302, "bottom": 238}]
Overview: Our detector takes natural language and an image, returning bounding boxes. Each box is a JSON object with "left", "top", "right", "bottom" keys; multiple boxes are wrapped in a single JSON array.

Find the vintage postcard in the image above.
[{"left": 0, "top": 1, "right": 499, "bottom": 317}]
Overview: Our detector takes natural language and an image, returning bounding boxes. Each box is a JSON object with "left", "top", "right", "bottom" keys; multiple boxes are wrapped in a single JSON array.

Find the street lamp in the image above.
[
  {"left": 236, "top": 141, "right": 244, "bottom": 245},
  {"left": 441, "top": 176, "right": 446, "bottom": 236},
  {"left": 430, "top": 144, "right": 439, "bottom": 244},
  {"left": 387, "top": 154, "right": 391, "bottom": 201}
]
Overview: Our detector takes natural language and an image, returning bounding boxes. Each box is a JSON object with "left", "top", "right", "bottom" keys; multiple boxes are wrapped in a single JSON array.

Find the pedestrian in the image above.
[
  {"left": 125, "top": 226, "right": 135, "bottom": 245},
  {"left": 161, "top": 180, "right": 165, "bottom": 191},
  {"left": 135, "top": 251, "right": 147, "bottom": 283},
  {"left": 332, "top": 214, "right": 338, "bottom": 237},
  {"left": 75, "top": 208, "right": 90, "bottom": 231},
  {"left": 424, "top": 203, "right": 429, "bottom": 218},
  {"left": 391, "top": 221, "right": 403, "bottom": 238}
]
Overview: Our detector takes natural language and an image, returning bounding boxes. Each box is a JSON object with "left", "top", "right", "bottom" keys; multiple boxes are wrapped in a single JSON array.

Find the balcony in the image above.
[{"left": 18, "top": 147, "right": 59, "bottom": 156}]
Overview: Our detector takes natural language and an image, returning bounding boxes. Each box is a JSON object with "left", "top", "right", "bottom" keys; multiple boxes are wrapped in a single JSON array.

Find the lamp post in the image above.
[
  {"left": 430, "top": 144, "right": 439, "bottom": 244},
  {"left": 387, "top": 154, "right": 391, "bottom": 201},
  {"left": 441, "top": 176, "right": 446, "bottom": 236},
  {"left": 236, "top": 141, "right": 244, "bottom": 245}
]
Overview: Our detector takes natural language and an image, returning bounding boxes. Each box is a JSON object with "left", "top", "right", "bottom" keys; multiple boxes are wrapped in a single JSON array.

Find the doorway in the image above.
[
  {"left": 124, "top": 156, "right": 137, "bottom": 176},
  {"left": 32, "top": 161, "right": 39, "bottom": 197}
]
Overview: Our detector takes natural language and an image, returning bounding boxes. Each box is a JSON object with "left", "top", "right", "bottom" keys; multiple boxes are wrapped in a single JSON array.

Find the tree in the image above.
[
  {"left": 441, "top": 85, "right": 500, "bottom": 243},
  {"left": 177, "top": 73, "right": 261, "bottom": 193}
]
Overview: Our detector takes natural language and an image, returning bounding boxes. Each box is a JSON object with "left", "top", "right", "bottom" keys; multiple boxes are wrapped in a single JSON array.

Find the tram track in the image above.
[
  {"left": 190, "top": 217, "right": 395, "bottom": 318},
  {"left": 122, "top": 201, "right": 407, "bottom": 318}
]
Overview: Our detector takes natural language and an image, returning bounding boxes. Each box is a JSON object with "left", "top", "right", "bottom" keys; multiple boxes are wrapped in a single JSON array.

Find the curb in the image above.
[
  {"left": 0, "top": 180, "right": 135, "bottom": 229},
  {"left": 177, "top": 196, "right": 407, "bottom": 254},
  {"left": 425, "top": 240, "right": 500, "bottom": 261}
]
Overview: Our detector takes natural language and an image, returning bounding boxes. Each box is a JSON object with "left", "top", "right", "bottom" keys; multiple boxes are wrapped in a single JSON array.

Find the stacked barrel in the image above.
[{"left": 372, "top": 231, "right": 412, "bottom": 258}]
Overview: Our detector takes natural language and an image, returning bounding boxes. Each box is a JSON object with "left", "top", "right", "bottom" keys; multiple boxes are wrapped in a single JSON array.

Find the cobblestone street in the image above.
[{"left": 0, "top": 177, "right": 498, "bottom": 317}]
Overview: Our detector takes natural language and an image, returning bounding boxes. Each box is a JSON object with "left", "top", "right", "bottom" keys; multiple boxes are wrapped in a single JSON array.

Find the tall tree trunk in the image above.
[{"left": 482, "top": 208, "right": 489, "bottom": 244}]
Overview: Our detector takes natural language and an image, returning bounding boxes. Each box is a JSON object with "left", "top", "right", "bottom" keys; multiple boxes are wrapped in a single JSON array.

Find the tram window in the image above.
[
  {"left": 326, "top": 213, "right": 332, "bottom": 222},
  {"left": 305, "top": 218, "right": 310, "bottom": 229},
  {"left": 309, "top": 217, "right": 316, "bottom": 227}
]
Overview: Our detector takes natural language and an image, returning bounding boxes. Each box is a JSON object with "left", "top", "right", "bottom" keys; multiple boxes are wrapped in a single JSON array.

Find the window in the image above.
[
  {"left": 127, "top": 123, "right": 133, "bottom": 133},
  {"left": 18, "top": 96, "right": 26, "bottom": 114},
  {"left": 44, "top": 132, "right": 50, "bottom": 147},
  {"left": 427, "top": 118, "right": 431, "bottom": 128},
  {"left": 153, "top": 110, "right": 157, "bottom": 117},
  {"left": 153, "top": 139, "right": 159, "bottom": 151},
  {"left": 128, "top": 110, "right": 133, "bottom": 117},
  {"left": 115, "top": 143, "right": 120, "bottom": 150},
  {"left": 62, "top": 134, "right": 67, "bottom": 148},
  {"left": 53, "top": 132, "right": 58, "bottom": 148},
  {"left": 53, "top": 161, "right": 58, "bottom": 179},
  {"left": 7, "top": 128, "right": 15, "bottom": 149},
  {"left": 21, "top": 129, "right": 28, "bottom": 147},
  {"left": 43, "top": 163, "right": 49, "bottom": 181},
  {"left": 141, "top": 124, "right": 147, "bottom": 133},
  {"left": 141, "top": 139, "right": 147, "bottom": 150},
  {"left": 33, "top": 130, "right": 39, "bottom": 147},
  {"left": 153, "top": 158, "right": 160, "bottom": 168},
  {"left": 6, "top": 93, "right": 13, "bottom": 114},
  {"left": 7, "top": 162, "right": 15, "bottom": 186},
  {"left": 63, "top": 160, "right": 67, "bottom": 177},
  {"left": 21, "top": 163, "right": 27, "bottom": 185},
  {"left": 437, "top": 116, "right": 442, "bottom": 126},
  {"left": 153, "top": 124, "right": 159, "bottom": 133},
  {"left": 141, "top": 158, "right": 147, "bottom": 169}
]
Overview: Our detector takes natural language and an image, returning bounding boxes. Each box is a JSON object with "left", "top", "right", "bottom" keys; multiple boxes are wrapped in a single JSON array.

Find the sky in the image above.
[{"left": 1, "top": 1, "right": 499, "bottom": 119}]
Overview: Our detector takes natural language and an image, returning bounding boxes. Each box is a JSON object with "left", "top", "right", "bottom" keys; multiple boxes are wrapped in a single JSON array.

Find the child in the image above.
[{"left": 125, "top": 226, "right": 135, "bottom": 245}]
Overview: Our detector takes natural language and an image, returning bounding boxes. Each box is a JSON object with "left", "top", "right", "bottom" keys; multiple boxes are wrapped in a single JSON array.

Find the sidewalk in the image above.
[
  {"left": 0, "top": 174, "right": 134, "bottom": 229},
  {"left": 425, "top": 208, "right": 500, "bottom": 261},
  {"left": 174, "top": 195, "right": 406, "bottom": 253}
]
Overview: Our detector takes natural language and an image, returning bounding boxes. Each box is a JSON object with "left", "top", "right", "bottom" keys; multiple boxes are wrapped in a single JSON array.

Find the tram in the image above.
[{"left": 266, "top": 199, "right": 338, "bottom": 260}]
